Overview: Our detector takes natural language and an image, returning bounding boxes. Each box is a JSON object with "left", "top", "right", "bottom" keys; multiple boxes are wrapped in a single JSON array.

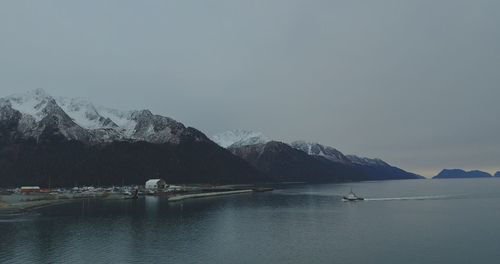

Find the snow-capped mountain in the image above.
[
  {"left": 290, "top": 141, "right": 351, "bottom": 164},
  {"left": 212, "top": 130, "right": 422, "bottom": 181},
  {"left": 0, "top": 89, "right": 203, "bottom": 144},
  {"left": 2, "top": 89, "right": 93, "bottom": 142},
  {"left": 289, "top": 141, "right": 390, "bottom": 167},
  {"left": 211, "top": 130, "right": 270, "bottom": 148},
  {"left": 212, "top": 131, "right": 394, "bottom": 168},
  {"left": 6, "top": 88, "right": 52, "bottom": 122},
  {"left": 345, "top": 155, "right": 389, "bottom": 167},
  {"left": 0, "top": 89, "right": 266, "bottom": 187}
]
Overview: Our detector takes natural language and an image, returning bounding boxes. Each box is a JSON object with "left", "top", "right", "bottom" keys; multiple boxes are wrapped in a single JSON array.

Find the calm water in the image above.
[{"left": 2, "top": 179, "right": 500, "bottom": 264}]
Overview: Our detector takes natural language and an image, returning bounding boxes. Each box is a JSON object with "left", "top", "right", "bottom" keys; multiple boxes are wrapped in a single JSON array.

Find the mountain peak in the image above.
[
  {"left": 211, "top": 130, "right": 270, "bottom": 148},
  {"left": 0, "top": 89, "right": 201, "bottom": 144},
  {"left": 6, "top": 89, "right": 57, "bottom": 122}
]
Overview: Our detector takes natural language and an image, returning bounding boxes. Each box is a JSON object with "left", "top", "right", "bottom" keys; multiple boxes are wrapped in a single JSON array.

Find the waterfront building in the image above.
[
  {"left": 20, "top": 186, "right": 41, "bottom": 194},
  {"left": 145, "top": 179, "right": 167, "bottom": 190}
]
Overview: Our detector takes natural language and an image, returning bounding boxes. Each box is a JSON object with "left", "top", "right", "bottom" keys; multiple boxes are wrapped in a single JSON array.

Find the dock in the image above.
[{"left": 168, "top": 189, "right": 254, "bottom": 202}]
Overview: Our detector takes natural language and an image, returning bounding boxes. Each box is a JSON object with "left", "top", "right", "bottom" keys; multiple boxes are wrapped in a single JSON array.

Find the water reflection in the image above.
[
  {"left": 144, "top": 196, "right": 160, "bottom": 217},
  {"left": 2, "top": 180, "right": 500, "bottom": 263}
]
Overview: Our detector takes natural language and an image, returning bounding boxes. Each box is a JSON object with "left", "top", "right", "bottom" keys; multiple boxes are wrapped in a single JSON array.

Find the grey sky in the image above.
[{"left": 1, "top": 0, "right": 499, "bottom": 176}]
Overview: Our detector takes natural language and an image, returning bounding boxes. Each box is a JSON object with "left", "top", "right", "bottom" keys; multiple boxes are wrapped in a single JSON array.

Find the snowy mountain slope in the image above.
[
  {"left": 228, "top": 141, "right": 366, "bottom": 182},
  {"left": 345, "top": 155, "right": 389, "bottom": 167},
  {"left": 96, "top": 106, "right": 137, "bottom": 137},
  {"left": 6, "top": 88, "right": 53, "bottom": 122},
  {"left": 127, "top": 109, "right": 188, "bottom": 144},
  {"left": 289, "top": 141, "right": 419, "bottom": 179},
  {"left": 211, "top": 129, "right": 419, "bottom": 178},
  {"left": 290, "top": 141, "right": 351, "bottom": 164},
  {"left": 0, "top": 89, "right": 199, "bottom": 144},
  {"left": 3, "top": 89, "right": 93, "bottom": 142},
  {"left": 212, "top": 129, "right": 422, "bottom": 180},
  {"left": 211, "top": 130, "right": 270, "bottom": 148},
  {"left": 345, "top": 154, "right": 423, "bottom": 179},
  {"left": 56, "top": 97, "right": 118, "bottom": 130}
]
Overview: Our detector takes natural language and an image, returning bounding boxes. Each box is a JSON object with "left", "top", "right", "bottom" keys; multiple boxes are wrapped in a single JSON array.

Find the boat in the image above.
[{"left": 342, "top": 189, "right": 364, "bottom": 201}]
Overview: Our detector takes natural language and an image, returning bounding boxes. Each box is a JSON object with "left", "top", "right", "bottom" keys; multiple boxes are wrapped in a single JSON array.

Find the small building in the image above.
[
  {"left": 145, "top": 179, "right": 167, "bottom": 190},
  {"left": 20, "top": 186, "right": 41, "bottom": 194}
]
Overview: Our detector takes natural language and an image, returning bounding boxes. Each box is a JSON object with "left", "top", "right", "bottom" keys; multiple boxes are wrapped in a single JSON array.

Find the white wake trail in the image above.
[{"left": 364, "top": 195, "right": 450, "bottom": 201}]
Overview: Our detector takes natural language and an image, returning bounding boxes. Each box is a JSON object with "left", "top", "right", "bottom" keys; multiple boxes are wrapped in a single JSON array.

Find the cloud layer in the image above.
[{"left": 1, "top": 0, "right": 499, "bottom": 176}]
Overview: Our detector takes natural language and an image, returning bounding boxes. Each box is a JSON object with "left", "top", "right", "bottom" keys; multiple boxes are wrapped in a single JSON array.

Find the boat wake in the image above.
[
  {"left": 364, "top": 195, "right": 450, "bottom": 201},
  {"left": 276, "top": 191, "right": 458, "bottom": 202}
]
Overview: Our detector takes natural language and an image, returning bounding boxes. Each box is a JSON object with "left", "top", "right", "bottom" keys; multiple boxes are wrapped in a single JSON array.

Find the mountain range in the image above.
[
  {"left": 0, "top": 89, "right": 422, "bottom": 187},
  {"left": 211, "top": 131, "right": 423, "bottom": 182},
  {"left": 0, "top": 89, "right": 263, "bottom": 187}
]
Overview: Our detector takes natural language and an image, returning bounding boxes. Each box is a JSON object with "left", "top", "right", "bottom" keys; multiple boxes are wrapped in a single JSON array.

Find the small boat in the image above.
[{"left": 342, "top": 189, "right": 364, "bottom": 201}]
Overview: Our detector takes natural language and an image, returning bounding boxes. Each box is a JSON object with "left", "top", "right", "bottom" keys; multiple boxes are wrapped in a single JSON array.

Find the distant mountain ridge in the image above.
[
  {"left": 228, "top": 141, "right": 366, "bottom": 182},
  {"left": 433, "top": 169, "right": 492, "bottom": 179},
  {"left": 290, "top": 141, "right": 351, "bottom": 164},
  {"left": 212, "top": 130, "right": 423, "bottom": 181},
  {"left": 289, "top": 142, "right": 422, "bottom": 180}
]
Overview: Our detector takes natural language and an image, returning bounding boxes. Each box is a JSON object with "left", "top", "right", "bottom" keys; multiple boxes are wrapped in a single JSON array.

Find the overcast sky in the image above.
[{"left": 1, "top": 0, "right": 499, "bottom": 176}]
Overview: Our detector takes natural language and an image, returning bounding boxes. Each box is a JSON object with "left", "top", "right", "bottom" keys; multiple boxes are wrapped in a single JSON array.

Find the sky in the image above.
[{"left": 0, "top": 0, "right": 499, "bottom": 177}]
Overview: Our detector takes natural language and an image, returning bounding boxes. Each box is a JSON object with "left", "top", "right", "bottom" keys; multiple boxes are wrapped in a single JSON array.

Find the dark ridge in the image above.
[
  {"left": 0, "top": 139, "right": 265, "bottom": 187},
  {"left": 229, "top": 141, "right": 421, "bottom": 183},
  {"left": 433, "top": 169, "right": 492, "bottom": 179}
]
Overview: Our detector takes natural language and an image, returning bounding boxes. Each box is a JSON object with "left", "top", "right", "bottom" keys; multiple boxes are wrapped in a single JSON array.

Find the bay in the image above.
[{"left": 2, "top": 179, "right": 500, "bottom": 264}]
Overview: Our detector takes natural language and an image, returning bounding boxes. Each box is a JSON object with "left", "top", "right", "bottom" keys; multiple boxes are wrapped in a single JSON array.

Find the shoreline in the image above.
[
  {"left": 0, "top": 199, "right": 75, "bottom": 216},
  {"left": 0, "top": 188, "right": 273, "bottom": 216},
  {"left": 0, "top": 194, "right": 125, "bottom": 216}
]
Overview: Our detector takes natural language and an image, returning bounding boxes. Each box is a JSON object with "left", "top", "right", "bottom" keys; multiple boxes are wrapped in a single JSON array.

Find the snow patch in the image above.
[
  {"left": 56, "top": 97, "right": 108, "bottom": 129},
  {"left": 96, "top": 107, "right": 137, "bottom": 137},
  {"left": 290, "top": 141, "right": 350, "bottom": 164},
  {"left": 211, "top": 130, "right": 270, "bottom": 148},
  {"left": 6, "top": 89, "right": 52, "bottom": 122},
  {"left": 346, "top": 155, "right": 388, "bottom": 167}
]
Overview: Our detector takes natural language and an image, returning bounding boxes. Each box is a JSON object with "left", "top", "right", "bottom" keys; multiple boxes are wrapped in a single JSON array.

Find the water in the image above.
[{"left": 2, "top": 179, "right": 500, "bottom": 264}]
